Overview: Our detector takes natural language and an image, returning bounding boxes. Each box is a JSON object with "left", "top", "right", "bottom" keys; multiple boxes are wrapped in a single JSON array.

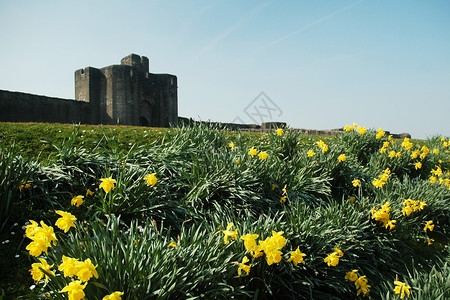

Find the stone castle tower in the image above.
[{"left": 74, "top": 53, "right": 177, "bottom": 127}]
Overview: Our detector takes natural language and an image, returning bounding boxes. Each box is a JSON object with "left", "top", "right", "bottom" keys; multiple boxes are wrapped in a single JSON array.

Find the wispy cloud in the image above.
[
  {"left": 193, "top": 1, "right": 273, "bottom": 61},
  {"left": 260, "top": 0, "right": 365, "bottom": 50}
]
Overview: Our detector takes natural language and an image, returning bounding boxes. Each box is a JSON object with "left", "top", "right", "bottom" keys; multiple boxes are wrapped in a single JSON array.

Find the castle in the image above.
[{"left": 0, "top": 54, "right": 177, "bottom": 127}]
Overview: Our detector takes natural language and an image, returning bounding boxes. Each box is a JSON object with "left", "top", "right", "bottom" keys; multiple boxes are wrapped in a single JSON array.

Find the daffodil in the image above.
[
  {"left": 168, "top": 241, "right": 177, "bottom": 248},
  {"left": 99, "top": 177, "right": 117, "bottom": 193},
  {"left": 58, "top": 255, "right": 80, "bottom": 277},
  {"left": 86, "top": 189, "right": 94, "bottom": 196},
  {"left": 344, "top": 124, "right": 353, "bottom": 131},
  {"left": 282, "top": 184, "right": 287, "bottom": 195},
  {"left": 222, "top": 223, "right": 238, "bottom": 244},
  {"left": 423, "top": 220, "right": 434, "bottom": 232},
  {"left": 371, "top": 202, "right": 395, "bottom": 229},
  {"left": 345, "top": 269, "right": 358, "bottom": 282},
  {"left": 19, "top": 181, "right": 32, "bottom": 190},
  {"left": 55, "top": 210, "right": 77, "bottom": 233},
  {"left": 241, "top": 234, "right": 259, "bottom": 254},
  {"left": 248, "top": 147, "right": 257, "bottom": 157},
  {"left": 275, "top": 128, "right": 283, "bottom": 135},
  {"left": 26, "top": 240, "right": 51, "bottom": 257},
  {"left": 352, "top": 179, "right": 361, "bottom": 187},
  {"left": 25, "top": 221, "right": 58, "bottom": 256},
  {"left": 30, "top": 258, "right": 55, "bottom": 282},
  {"left": 410, "top": 149, "right": 420, "bottom": 159},
  {"left": 143, "top": 173, "right": 157, "bottom": 186},
  {"left": 324, "top": 252, "right": 341, "bottom": 267},
  {"left": 372, "top": 178, "right": 384, "bottom": 188},
  {"left": 59, "top": 280, "right": 87, "bottom": 300},
  {"left": 258, "top": 151, "right": 269, "bottom": 160},
  {"left": 25, "top": 220, "right": 40, "bottom": 238},
  {"left": 258, "top": 231, "right": 286, "bottom": 265},
  {"left": 385, "top": 219, "right": 396, "bottom": 230},
  {"left": 237, "top": 256, "right": 251, "bottom": 276},
  {"left": 415, "top": 162, "right": 422, "bottom": 170},
  {"left": 307, "top": 150, "right": 315, "bottom": 157},
  {"left": 402, "top": 205, "right": 413, "bottom": 216},
  {"left": 394, "top": 280, "right": 411, "bottom": 299},
  {"left": 287, "top": 247, "right": 307, "bottom": 266},
  {"left": 356, "top": 126, "right": 367, "bottom": 135},
  {"left": 71, "top": 195, "right": 84, "bottom": 207},
  {"left": 228, "top": 141, "right": 235, "bottom": 150},
  {"left": 76, "top": 258, "right": 99, "bottom": 282},
  {"left": 317, "top": 140, "right": 329, "bottom": 152},
  {"left": 103, "top": 291, "right": 125, "bottom": 300},
  {"left": 36, "top": 220, "right": 58, "bottom": 245},
  {"left": 338, "top": 154, "right": 346, "bottom": 162},
  {"left": 355, "top": 275, "right": 370, "bottom": 290},
  {"left": 376, "top": 129, "right": 385, "bottom": 139},
  {"left": 401, "top": 138, "right": 414, "bottom": 150}
]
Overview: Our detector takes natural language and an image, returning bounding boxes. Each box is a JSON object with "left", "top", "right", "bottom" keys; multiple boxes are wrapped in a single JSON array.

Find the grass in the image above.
[{"left": 0, "top": 122, "right": 448, "bottom": 299}]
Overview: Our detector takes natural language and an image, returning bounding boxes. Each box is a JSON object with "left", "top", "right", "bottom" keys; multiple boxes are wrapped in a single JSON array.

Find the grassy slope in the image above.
[{"left": 0, "top": 122, "right": 447, "bottom": 299}]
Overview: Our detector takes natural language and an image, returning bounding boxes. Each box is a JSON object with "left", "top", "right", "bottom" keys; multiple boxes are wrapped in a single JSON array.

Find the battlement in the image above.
[
  {"left": 120, "top": 54, "right": 149, "bottom": 73},
  {"left": 75, "top": 54, "right": 177, "bottom": 127},
  {"left": 0, "top": 54, "right": 177, "bottom": 128}
]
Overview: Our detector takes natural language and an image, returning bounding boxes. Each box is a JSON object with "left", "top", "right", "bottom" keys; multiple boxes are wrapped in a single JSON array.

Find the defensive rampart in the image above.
[
  {"left": 0, "top": 90, "right": 92, "bottom": 124},
  {"left": 0, "top": 54, "right": 177, "bottom": 128}
]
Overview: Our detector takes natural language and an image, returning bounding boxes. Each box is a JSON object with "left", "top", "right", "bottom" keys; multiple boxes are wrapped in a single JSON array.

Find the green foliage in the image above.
[
  {"left": 0, "top": 122, "right": 449, "bottom": 299},
  {"left": 0, "top": 143, "right": 36, "bottom": 232}
]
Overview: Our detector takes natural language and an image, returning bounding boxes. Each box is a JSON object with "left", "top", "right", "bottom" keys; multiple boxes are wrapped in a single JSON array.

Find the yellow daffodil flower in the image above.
[
  {"left": 258, "top": 151, "right": 269, "bottom": 160},
  {"left": 423, "top": 220, "right": 434, "bottom": 232},
  {"left": 338, "top": 154, "right": 346, "bottom": 162},
  {"left": 352, "top": 179, "right": 361, "bottom": 187},
  {"left": 143, "top": 173, "right": 157, "bottom": 186},
  {"left": 222, "top": 223, "right": 238, "bottom": 244},
  {"left": 99, "top": 177, "right": 117, "bottom": 193},
  {"left": 356, "top": 126, "right": 367, "bottom": 135},
  {"left": 324, "top": 252, "right": 341, "bottom": 267},
  {"left": 30, "top": 258, "right": 55, "bottom": 282},
  {"left": 345, "top": 269, "right": 358, "bottom": 282},
  {"left": 59, "top": 280, "right": 87, "bottom": 300},
  {"left": 76, "top": 258, "right": 99, "bottom": 282},
  {"left": 58, "top": 255, "right": 80, "bottom": 278},
  {"left": 248, "top": 147, "right": 257, "bottom": 157},
  {"left": 237, "top": 256, "right": 251, "bottom": 276},
  {"left": 71, "top": 195, "right": 84, "bottom": 207},
  {"left": 19, "top": 181, "right": 32, "bottom": 190},
  {"left": 103, "top": 291, "right": 125, "bottom": 300},
  {"left": 55, "top": 210, "right": 77, "bottom": 233},
  {"left": 287, "top": 247, "right": 307, "bottom": 266},
  {"left": 394, "top": 280, "right": 411, "bottom": 299}
]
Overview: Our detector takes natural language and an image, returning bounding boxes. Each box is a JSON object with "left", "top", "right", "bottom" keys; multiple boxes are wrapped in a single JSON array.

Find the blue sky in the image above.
[{"left": 0, "top": 0, "right": 449, "bottom": 139}]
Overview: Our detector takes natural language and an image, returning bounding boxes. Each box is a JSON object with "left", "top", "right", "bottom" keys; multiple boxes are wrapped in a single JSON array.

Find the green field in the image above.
[{"left": 0, "top": 122, "right": 448, "bottom": 299}]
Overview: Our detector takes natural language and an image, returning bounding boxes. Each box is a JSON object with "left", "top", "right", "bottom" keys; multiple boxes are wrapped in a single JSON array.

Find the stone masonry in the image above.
[{"left": 0, "top": 54, "right": 178, "bottom": 127}]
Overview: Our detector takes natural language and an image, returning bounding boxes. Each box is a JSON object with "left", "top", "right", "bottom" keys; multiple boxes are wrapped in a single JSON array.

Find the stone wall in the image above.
[
  {"left": 0, "top": 90, "right": 91, "bottom": 124},
  {"left": 1, "top": 54, "right": 177, "bottom": 128}
]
